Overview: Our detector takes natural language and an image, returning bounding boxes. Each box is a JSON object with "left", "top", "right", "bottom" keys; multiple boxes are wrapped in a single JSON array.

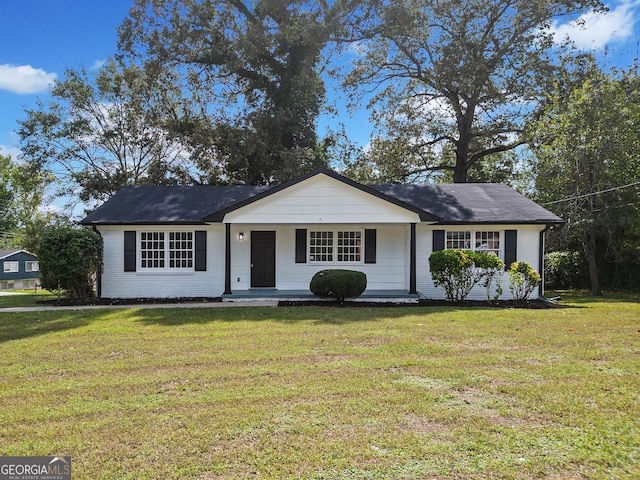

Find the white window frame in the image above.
[
  {"left": 309, "top": 229, "right": 363, "bottom": 264},
  {"left": 139, "top": 231, "right": 194, "bottom": 271},
  {"left": 3, "top": 261, "right": 18, "bottom": 273},
  {"left": 25, "top": 261, "right": 39, "bottom": 272},
  {"left": 446, "top": 230, "right": 502, "bottom": 258}
]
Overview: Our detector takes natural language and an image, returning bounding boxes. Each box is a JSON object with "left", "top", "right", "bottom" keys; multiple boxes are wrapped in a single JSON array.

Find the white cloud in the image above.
[
  {"left": 90, "top": 59, "right": 107, "bottom": 71},
  {"left": 551, "top": 0, "right": 640, "bottom": 50},
  {"left": 0, "top": 64, "right": 57, "bottom": 94},
  {"left": 0, "top": 144, "right": 23, "bottom": 160}
]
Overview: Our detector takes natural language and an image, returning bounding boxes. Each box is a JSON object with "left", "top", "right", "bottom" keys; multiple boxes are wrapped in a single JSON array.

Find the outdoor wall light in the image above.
[{"left": 237, "top": 232, "right": 245, "bottom": 241}]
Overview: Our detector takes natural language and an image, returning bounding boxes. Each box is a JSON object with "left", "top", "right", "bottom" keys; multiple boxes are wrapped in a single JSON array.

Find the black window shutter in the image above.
[
  {"left": 433, "top": 230, "right": 445, "bottom": 252},
  {"left": 295, "top": 229, "right": 307, "bottom": 263},
  {"left": 504, "top": 230, "right": 517, "bottom": 268},
  {"left": 124, "top": 231, "right": 136, "bottom": 272},
  {"left": 195, "top": 231, "right": 207, "bottom": 271},
  {"left": 364, "top": 229, "right": 377, "bottom": 264}
]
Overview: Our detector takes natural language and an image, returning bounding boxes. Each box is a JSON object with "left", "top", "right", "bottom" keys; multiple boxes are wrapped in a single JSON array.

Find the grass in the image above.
[
  {"left": 0, "top": 289, "right": 58, "bottom": 308},
  {"left": 0, "top": 293, "right": 638, "bottom": 479}
]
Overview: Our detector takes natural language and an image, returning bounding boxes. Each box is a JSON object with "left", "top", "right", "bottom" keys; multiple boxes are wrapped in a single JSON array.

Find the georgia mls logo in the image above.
[{"left": 0, "top": 456, "right": 71, "bottom": 480}]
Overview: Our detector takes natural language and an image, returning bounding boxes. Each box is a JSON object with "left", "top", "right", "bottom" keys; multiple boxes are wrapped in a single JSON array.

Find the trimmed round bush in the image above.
[{"left": 310, "top": 269, "right": 367, "bottom": 302}]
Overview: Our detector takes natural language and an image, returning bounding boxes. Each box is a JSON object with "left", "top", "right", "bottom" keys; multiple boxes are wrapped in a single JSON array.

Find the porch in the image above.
[{"left": 222, "top": 289, "right": 420, "bottom": 303}]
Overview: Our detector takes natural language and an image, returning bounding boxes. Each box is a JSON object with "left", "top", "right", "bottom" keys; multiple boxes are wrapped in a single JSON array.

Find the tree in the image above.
[
  {"left": 118, "top": 0, "right": 362, "bottom": 185},
  {"left": 36, "top": 227, "right": 103, "bottom": 300},
  {"left": 0, "top": 154, "right": 53, "bottom": 249},
  {"left": 530, "top": 67, "right": 640, "bottom": 294},
  {"left": 343, "top": 0, "right": 603, "bottom": 183},
  {"left": 17, "top": 59, "right": 201, "bottom": 206}
]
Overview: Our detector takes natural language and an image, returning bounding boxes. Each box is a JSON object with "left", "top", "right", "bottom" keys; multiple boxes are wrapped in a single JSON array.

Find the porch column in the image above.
[
  {"left": 224, "top": 223, "right": 232, "bottom": 295},
  {"left": 410, "top": 223, "right": 417, "bottom": 294}
]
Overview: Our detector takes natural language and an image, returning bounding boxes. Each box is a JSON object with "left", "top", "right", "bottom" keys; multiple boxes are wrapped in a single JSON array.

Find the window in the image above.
[
  {"left": 3, "top": 261, "right": 18, "bottom": 273},
  {"left": 141, "top": 232, "right": 166, "bottom": 269},
  {"left": 140, "top": 231, "right": 194, "bottom": 270},
  {"left": 446, "top": 231, "right": 471, "bottom": 250},
  {"left": 446, "top": 230, "right": 501, "bottom": 257},
  {"left": 168, "top": 232, "right": 193, "bottom": 268},
  {"left": 475, "top": 231, "right": 500, "bottom": 256},
  {"left": 309, "top": 230, "right": 362, "bottom": 264},
  {"left": 26, "top": 261, "right": 39, "bottom": 272},
  {"left": 337, "top": 231, "right": 362, "bottom": 262},
  {"left": 309, "top": 231, "right": 333, "bottom": 262}
]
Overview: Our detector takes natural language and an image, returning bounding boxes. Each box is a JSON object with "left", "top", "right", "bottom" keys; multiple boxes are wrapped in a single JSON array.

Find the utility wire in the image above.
[{"left": 542, "top": 181, "right": 640, "bottom": 206}]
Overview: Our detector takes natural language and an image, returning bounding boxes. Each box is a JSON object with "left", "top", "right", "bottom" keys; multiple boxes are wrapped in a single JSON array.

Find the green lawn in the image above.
[
  {"left": 0, "top": 294, "right": 638, "bottom": 479},
  {"left": 0, "top": 289, "right": 58, "bottom": 308}
]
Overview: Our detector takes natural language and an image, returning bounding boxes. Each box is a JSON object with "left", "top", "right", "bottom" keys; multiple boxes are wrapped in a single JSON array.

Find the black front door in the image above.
[{"left": 251, "top": 231, "right": 276, "bottom": 287}]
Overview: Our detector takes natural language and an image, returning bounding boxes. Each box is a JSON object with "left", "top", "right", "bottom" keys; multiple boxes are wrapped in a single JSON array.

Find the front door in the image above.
[{"left": 251, "top": 231, "right": 276, "bottom": 288}]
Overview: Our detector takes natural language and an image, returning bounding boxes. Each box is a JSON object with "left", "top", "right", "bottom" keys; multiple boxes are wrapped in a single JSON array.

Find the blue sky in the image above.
[{"left": 1, "top": 0, "right": 640, "bottom": 161}]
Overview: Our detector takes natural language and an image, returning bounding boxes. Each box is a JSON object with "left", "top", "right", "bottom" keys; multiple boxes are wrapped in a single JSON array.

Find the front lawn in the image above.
[
  {"left": 0, "top": 289, "right": 58, "bottom": 308},
  {"left": 0, "top": 294, "right": 638, "bottom": 479}
]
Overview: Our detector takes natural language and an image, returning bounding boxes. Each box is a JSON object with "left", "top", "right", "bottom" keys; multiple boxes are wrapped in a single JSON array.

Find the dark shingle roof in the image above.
[
  {"left": 81, "top": 185, "right": 269, "bottom": 225},
  {"left": 80, "top": 170, "right": 562, "bottom": 225},
  {"left": 371, "top": 183, "right": 562, "bottom": 224}
]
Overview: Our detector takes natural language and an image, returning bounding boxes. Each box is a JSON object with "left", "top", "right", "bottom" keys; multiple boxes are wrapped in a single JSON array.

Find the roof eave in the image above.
[{"left": 81, "top": 221, "right": 209, "bottom": 226}]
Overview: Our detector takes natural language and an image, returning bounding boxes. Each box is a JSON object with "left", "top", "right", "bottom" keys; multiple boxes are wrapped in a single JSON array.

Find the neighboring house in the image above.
[
  {"left": 80, "top": 168, "right": 562, "bottom": 301},
  {"left": 0, "top": 250, "right": 40, "bottom": 290}
]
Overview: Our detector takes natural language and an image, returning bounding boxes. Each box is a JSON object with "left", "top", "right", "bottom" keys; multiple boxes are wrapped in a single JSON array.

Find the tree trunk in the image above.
[
  {"left": 454, "top": 115, "right": 473, "bottom": 183},
  {"left": 453, "top": 146, "right": 469, "bottom": 183}
]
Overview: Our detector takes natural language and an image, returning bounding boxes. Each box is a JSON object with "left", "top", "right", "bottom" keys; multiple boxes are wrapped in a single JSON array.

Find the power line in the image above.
[{"left": 542, "top": 181, "right": 640, "bottom": 206}]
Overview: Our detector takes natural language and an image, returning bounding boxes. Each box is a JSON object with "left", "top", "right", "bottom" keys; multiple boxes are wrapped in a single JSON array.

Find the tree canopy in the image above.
[
  {"left": 530, "top": 66, "right": 640, "bottom": 294},
  {"left": 117, "top": 0, "right": 363, "bottom": 184},
  {"left": 17, "top": 59, "right": 201, "bottom": 206},
  {"left": 0, "top": 153, "right": 53, "bottom": 250},
  {"left": 343, "top": 0, "right": 603, "bottom": 183}
]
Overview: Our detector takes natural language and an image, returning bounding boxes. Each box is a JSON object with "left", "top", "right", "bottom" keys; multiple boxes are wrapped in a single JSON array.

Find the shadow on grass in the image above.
[
  {"left": 0, "top": 311, "right": 93, "bottom": 343},
  {"left": 134, "top": 305, "right": 426, "bottom": 327}
]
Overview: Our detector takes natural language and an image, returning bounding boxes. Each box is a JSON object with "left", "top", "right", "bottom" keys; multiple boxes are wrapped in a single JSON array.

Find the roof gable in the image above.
[
  {"left": 0, "top": 249, "right": 35, "bottom": 261},
  {"left": 205, "top": 168, "right": 436, "bottom": 223},
  {"left": 219, "top": 170, "right": 427, "bottom": 224}
]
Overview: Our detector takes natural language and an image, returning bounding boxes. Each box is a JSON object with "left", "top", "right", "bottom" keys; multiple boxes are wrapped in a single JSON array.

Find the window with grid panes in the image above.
[
  {"left": 445, "top": 230, "right": 501, "bottom": 257},
  {"left": 140, "top": 232, "right": 165, "bottom": 268},
  {"left": 337, "top": 231, "right": 361, "bottom": 262},
  {"left": 309, "top": 231, "right": 333, "bottom": 262},
  {"left": 169, "top": 232, "right": 193, "bottom": 268},
  {"left": 446, "top": 231, "right": 471, "bottom": 250},
  {"left": 475, "top": 231, "right": 500, "bottom": 256}
]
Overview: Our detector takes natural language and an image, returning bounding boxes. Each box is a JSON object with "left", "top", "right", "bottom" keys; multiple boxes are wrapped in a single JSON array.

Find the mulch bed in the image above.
[
  {"left": 279, "top": 299, "right": 561, "bottom": 309},
  {"left": 37, "top": 297, "right": 561, "bottom": 309}
]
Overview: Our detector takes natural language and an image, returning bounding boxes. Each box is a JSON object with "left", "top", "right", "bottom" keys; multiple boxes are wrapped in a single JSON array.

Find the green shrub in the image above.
[
  {"left": 36, "top": 227, "right": 103, "bottom": 300},
  {"left": 472, "top": 251, "right": 505, "bottom": 300},
  {"left": 508, "top": 261, "right": 541, "bottom": 302},
  {"left": 310, "top": 269, "right": 367, "bottom": 302},
  {"left": 545, "top": 251, "right": 589, "bottom": 289},
  {"left": 429, "top": 250, "right": 504, "bottom": 302},
  {"left": 429, "top": 250, "right": 504, "bottom": 301}
]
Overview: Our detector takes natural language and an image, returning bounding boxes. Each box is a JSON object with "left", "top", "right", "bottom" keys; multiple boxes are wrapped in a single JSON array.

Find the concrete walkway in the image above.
[{"left": 0, "top": 300, "right": 279, "bottom": 313}]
